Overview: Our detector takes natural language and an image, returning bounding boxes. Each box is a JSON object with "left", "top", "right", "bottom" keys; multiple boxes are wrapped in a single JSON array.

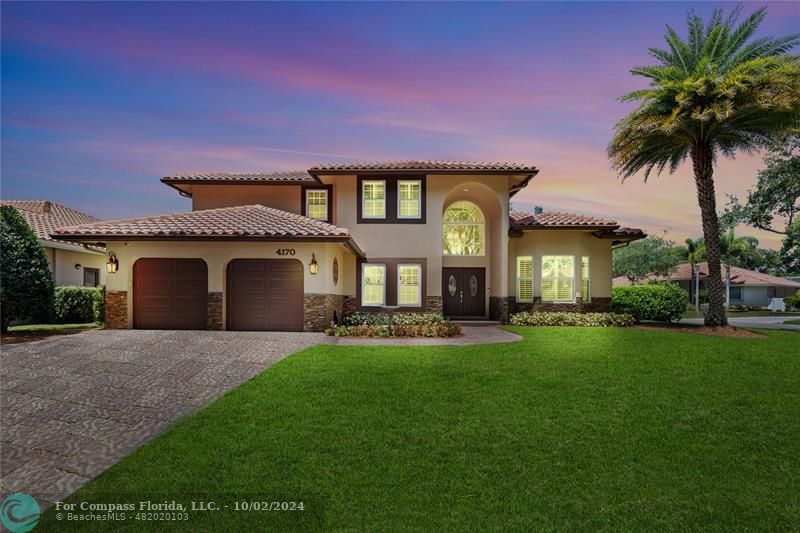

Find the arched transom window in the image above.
[{"left": 443, "top": 201, "right": 485, "bottom": 256}]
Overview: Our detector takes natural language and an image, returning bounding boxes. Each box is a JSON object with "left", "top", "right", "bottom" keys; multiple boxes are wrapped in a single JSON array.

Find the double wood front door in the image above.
[{"left": 442, "top": 267, "right": 485, "bottom": 318}]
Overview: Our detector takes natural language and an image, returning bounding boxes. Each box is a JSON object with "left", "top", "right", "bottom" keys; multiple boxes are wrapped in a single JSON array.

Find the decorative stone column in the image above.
[
  {"left": 105, "top": 291, "right": 128, "bottom": 329},
  {"left": 207, "top": 292, "right": 223, "bottom": 330},
  {"left": 425, "top": 296, "right": 443, "bottom": 314}
]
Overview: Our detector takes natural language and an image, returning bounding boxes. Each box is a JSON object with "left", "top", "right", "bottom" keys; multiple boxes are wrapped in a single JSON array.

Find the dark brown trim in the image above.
[
  {"left": 355, "top": 258, "right": 427, "bottom": 312},
  {"left": 301, "top": 184, "right": 334, "bottom": 224},
  {"left": 356, "top": 175, "right": 427, "bottom": 224}
]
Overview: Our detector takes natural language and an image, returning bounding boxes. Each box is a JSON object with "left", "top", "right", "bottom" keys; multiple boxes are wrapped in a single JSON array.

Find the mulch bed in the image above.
[
  {"left": 1, "top": 329, "right": 87, "bottom": 345},
  {"left": 636, "top": 323, "right": 767, "bottom": 339}
]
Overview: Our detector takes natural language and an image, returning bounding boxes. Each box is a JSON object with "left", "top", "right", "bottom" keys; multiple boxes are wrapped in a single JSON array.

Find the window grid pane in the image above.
[
  {"left": 516, "top": 256, "right": 533, "bottom": 302},
  {"left": 398, "top": 264, "right": 421, "bottom": 307},
  {"left": 363, "top": 181, "right": 386, "bottom": 218},
  {"left": 398, "top": 181, "right": 421, "bottom": 219},
  {"left": 542, "top": 256, "right": 575, "bottom": 302},
  {"left": 306, "top": 190, "right": 328, "bottom": 220},
  {"left": 362, "top": 264, "right": 386, "bottom": 306}
]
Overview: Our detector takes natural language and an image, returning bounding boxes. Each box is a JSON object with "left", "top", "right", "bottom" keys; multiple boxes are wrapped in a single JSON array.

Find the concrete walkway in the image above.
[
  {"left": 326, "top": 325, "right": 522, "bottom": 346},
  {"left": 0, "top": 330, "right": 323, "bottom": 506},
  {"left": 681, "top": 316, "right": 800, "bottom": 331}
]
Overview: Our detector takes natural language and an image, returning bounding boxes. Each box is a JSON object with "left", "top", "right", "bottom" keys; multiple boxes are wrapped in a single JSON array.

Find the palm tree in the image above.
[
  {"left": 607, "top": 6, "right": 800, "bottom": 326},
  {"left": 685, "top": 237, "right": 702, "bottom": 312}
]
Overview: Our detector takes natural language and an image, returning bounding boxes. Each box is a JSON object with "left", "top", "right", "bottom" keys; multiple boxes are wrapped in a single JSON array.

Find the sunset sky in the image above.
[{"left": 2, "top": 2, "right": 798, "bottom": 248}]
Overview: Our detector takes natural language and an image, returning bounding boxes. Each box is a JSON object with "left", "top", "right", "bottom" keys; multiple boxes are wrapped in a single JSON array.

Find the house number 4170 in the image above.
[{"left": 276, "top": 248, "right": 296, "bottom": 256}]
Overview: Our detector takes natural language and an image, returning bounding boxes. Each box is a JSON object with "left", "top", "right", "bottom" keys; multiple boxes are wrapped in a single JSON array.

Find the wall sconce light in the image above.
[
  {"left": 106, "top": 252, "right": 119, "bottom": 274},
  {"left": 74, "top": 263, "right": 82, "bottom": 270},
  {"left": 309, "top": 253, "right": 319, "bottom": 275}
]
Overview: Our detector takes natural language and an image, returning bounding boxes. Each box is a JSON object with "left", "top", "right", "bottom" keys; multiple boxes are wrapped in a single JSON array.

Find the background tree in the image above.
[
  {"left": 613, "top": 235, "right": 677, "bottom": 284},
  {"left": 723, "top": 135, "right": 800, "bottom": 275},
  {"left": 685, "top": 237, "right": 703, "bottom": 312},
  {"left": 0, "top": 206, "right": 55, "bottom": 332},
  {"left": 607, "top": 6, "right": 800, "bottom": 326}
]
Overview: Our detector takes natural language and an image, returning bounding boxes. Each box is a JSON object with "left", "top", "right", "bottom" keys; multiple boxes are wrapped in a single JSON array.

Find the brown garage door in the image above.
[
  {"left": 227, "top": 259, "right": 303, "bottom": 331},
  {"left": 133, "top": 259, "right": 208, "bottom": 330}
]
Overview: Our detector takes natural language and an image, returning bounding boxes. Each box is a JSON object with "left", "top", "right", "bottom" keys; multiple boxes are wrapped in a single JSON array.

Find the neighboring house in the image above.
[
  {"left": 53, "top": 161, "right": 645, "bottom": 331},
  {"left": 1, "top": 200, "right": 106, "bottom": 287},
  {"left": 613, "top": 262, "right": 800, "bottom": 307}
]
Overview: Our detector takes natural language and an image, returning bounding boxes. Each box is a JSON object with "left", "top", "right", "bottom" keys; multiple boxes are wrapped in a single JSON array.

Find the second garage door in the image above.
[
  {"left": 133, "top": 258, "right": 208, "bottom": 330},
  {"left": 227, "top": 259, "right": 304, "bottom": 331}
]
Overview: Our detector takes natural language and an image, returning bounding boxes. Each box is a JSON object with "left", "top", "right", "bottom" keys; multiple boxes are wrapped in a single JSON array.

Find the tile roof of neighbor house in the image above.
[
  {"left": 1, "top": 200, "right": 104, "bottom": 249},
  {"left": 613, "top": 262, "right": 800, "bottom": 288},
  {"left": 53, "top": 205, "right": 364, "bottom": 256}
]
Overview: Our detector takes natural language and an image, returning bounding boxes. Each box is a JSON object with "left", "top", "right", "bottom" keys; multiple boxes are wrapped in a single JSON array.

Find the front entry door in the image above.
[{"left": 442, "top": 268, "right": 485, "bottom": 318}]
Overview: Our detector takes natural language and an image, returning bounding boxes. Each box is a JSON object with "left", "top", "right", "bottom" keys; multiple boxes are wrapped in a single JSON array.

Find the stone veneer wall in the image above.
[
  {"left": 425, "top": 296, "right": 443, "bottom": 314},
  {"left": 105, "top": 291, "right": 128, "bottom": 329},
  {"left": 304, "top": 293, "right": 346, "bottom": 332},
  {"left": 207, "top": 292, "right": 223, "bottom": 331},
  {"left": 490, "top": 296, "right": 613, "bottom": 323}
]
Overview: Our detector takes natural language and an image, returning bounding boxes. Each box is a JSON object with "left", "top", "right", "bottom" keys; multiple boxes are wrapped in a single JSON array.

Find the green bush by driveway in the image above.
[
  {"left": 53, "top": 285, "right": 105, "bottom": 323},
  {"left": 41, "top": 327, "right": 800, "bottom": 531},
  {"left": 613, "top": 282, "right": 688, "bottom": 321}
]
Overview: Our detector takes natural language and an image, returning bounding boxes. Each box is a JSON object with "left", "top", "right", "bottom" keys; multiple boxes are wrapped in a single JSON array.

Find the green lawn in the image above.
[
  {"left": 785, "top": 319, "right": 800, "bottom": 325},
  {"left": 41, "top": 328, "right": 800, "bottom": 531}
]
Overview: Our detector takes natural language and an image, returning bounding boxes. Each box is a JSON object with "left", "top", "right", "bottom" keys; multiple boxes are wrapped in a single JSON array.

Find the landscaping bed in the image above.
[{"left": 326, "top": 312, "right": 462, "bottom": 337}]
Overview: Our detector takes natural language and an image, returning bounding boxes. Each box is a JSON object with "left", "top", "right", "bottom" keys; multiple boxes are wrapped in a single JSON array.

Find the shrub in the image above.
[
  {"left": 326, "top": 322, "right": 462, "bottom": 337},
  {"left": 509, "top": 311, "right": 635, "bottom": 327},
  {"left": 342, "top": 312, "right": 445, "bottom": 326},
  {"left": 612, "top": 283, "right": 688, "bottom": 322},
  {"left": 53, "top": 286, "right": 105, "bottom": 323},
  {"left": 785, "top": 291, "right": 800, "bottom": 311},
  {"left": 0, "top": 206, "right": 55, "bottom": 331}
]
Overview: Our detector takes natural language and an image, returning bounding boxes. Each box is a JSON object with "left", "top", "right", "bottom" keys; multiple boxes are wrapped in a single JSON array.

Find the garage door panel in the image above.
[
  {"left": 134, "top": 259, "right": 208, "bottom": 330},
  {"left": 227, "top": 259, "right": 303, "bottom": 331}
]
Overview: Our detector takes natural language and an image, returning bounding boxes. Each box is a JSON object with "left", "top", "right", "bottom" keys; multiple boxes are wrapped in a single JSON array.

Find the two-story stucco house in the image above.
[{"left": 53, "top": 161, "right": 644, "bottom": 331}]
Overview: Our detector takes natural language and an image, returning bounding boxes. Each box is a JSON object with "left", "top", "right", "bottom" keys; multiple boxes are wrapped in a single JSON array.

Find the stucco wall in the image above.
[
  {"left": 507, "top": 231, "right": 613, "bottom": 300},
  {"left": 323, "top": 174, "right": 511, "bottom": 299},
  {"left": 104, "top": 240, "right": 352, "bottom": 328},
  {"left": 191, "top": 184, "right": 302, "bottom": 212},
  {"left": 45, "top": 246, "right": 107, "bottom": 287}
]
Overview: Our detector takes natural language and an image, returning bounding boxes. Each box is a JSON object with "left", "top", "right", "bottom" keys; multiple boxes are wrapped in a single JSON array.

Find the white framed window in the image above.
[
  {"left": 516, "top": 256, "right": 533, "bottom": 303},
  {"left": 361, "top": 263, "right": 386, "bottom": 306},
  {"left": 442, "top": 201, "right": 485, "bottom": 256},
  {"left": 581, "top": 256, "right": 590, "bottom": 302},
  {"left": 305, "top": 189, "right": 329, "bottom": 221},
  {"left": 541, "top": 256, "right": 575, "bottom": 303},
  {"left": 362, "top": 180, "right": 386, "bottom": 219},
  {"left": 397, "top": 180, "right": 422, "bottom": 219},
  {"left": 398, "top": 263, "right": 422, "bottom": 307}
]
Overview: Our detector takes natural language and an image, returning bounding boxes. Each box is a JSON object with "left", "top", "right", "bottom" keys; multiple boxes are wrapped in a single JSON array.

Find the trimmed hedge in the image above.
[
  {"left": 342, "top": 312, "right": 445, "bottom": 326},
  {"left": 510, "top": 311, "right": 635, "bottom": 327},
  {"left": 612, "top": 283, "right": 687, "bottom": 322},
  {"left": 53, "top": 286, "right": 105, "bottom": 324},
  {"left": 326, "top": 322, "right": 461, "bottom": 338}
]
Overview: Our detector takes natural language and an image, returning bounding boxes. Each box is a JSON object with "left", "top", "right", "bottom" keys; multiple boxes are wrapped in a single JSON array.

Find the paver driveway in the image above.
[{"left": 0, "top": 329, "right": 323, "bottom": 506}]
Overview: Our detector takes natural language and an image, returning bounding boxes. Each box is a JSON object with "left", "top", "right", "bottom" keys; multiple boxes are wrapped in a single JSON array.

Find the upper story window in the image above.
[
  {"left": 357, "top": 176, "right": 426, "bottom": 223},
  {"left": 398, "top": 180, "right": 422, "bottom": 219},
  {"left": 443, "top": 201, "right": 485, "bottom": 256},
  {"left": 302, "top": 185, "right": 332, "bottom": 223},
  {"left": 362, "top": 180, "right": 386, "bottom": 219},
  {"left": 305, "top": 190, "right": 328, "bottom": 221},
  {"left": 542, "top": 255, "right": 575, "bottom": 303}
]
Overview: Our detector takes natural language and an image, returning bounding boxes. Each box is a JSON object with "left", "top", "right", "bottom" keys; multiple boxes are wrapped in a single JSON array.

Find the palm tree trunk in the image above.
[
  {"left": 691, "top": 144, "right": 728, "bottom": 327},
  {"left": 725, "top": 264, "right": 731, "bottom": 307}
]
